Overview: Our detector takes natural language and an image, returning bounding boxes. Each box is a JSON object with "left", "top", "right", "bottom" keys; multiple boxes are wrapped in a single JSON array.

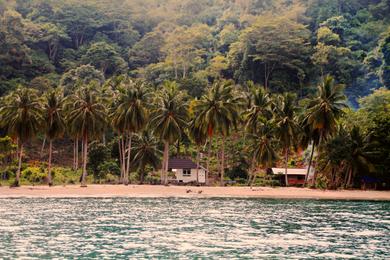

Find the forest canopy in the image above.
[{"left": 0, "top": 0, "right": 389, "bottom": 105}]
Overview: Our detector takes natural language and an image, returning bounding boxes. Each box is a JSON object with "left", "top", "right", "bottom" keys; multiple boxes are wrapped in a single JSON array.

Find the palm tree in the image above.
[
  {"left": 66, "top": 86, "right": 107, "bottom": 187},
  {"left": 274, "top": 93, "right": 300, "bottom": 186},
  {"left": 187, "top": 118, "right": 208, "bottom": 184},
  {"left": 43, "top": 89, "right": 65, "bottom": 186},
  {"left": 194, "top": 81, "right": 243, "bottom": 186},
  {"left": 344, "top": 126, "right": 373, "bottom": 188},
  {"left": 111, "top": 79, "right": 149, "bottom": 185},
  {"left": 243, "top": 82, "right": 272, "bottom": 133},
  {"left": 303, "top": 75, "right": 347, "bottom": 185},
  {"left": 132, "top": 131, "right": 162, "bottom": 184},
  {"left": 247, "top": 120, "right": 278, "bottom": 187},
  {"left": 0, "top": 87, "right": 43, "bottom": 187},
  {"left": 149, "top": 81, "right": 188, "bottom": 185}
]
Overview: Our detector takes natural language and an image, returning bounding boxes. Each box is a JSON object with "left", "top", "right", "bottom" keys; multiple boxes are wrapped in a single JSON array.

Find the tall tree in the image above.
[
  {"left": 302, "top": 75, "right": 347, "bottom": 185},
  {"left": 0, "top": 87, "right": 43, "bottom": 187},
  {"left": 243, "top": 82, "right": 272, "bottom": 133},
  {"left": 247, "top": 120, "right": 278, "bottom": 186},
  {"left": 132, "top": 131, "right": 161, "bottom": 184},
  {"left": 111, "top": 79, "right": 149, "bottom": 185},
  {"left": 66, "top": 86, "right": 107, "bottom": 187},
  {"left": 229, "top": 15, "right": 311, "bottom": 91},
  {"left": 149, "top": 81, "right": 188, "bottom": 185},
  {"left": 43, "top": 89, "right": 65, "bottom": 186},
  {"left": 187, "top": 118, "right": 208, "bottom": 184},
  {"left": 194, "top": 81, "right": 243, "bottom": 186},
  {"left": 274, "top": 93, "right": 300, "bottom": 186}
]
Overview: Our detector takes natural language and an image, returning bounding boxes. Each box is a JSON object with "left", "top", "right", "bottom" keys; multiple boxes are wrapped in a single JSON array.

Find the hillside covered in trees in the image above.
[
  {"left": 1, "top": 0, "right": 389, "bottom": 104},
  {"left": 0, "top": 0, "right": 389, "bottom": 189}
]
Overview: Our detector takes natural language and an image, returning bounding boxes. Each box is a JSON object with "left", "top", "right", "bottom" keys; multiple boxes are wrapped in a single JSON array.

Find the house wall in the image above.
[{"left": 174, "top": 168, "right": 206, "bottom": 183}]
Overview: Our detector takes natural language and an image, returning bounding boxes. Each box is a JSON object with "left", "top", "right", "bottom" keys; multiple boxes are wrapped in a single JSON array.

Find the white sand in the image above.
[{"left": 0, "top": 185, "right": 389, "bottom": 200}]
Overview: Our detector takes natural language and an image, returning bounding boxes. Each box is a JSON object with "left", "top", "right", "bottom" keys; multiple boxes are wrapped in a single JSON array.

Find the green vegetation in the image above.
[{"left": 0, "top": 0, "right": 389, "bottom": 189}]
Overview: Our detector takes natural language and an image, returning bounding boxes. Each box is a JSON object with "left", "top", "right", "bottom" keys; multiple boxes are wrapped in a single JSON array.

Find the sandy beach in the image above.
[{"left": 0, "top": 185, "right": 389, "bottom": 200}]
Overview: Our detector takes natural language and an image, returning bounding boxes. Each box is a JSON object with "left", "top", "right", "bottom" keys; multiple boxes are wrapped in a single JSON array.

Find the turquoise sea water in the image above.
[{"left": 0, "top": 198, "right": 389, "bottom": 259}]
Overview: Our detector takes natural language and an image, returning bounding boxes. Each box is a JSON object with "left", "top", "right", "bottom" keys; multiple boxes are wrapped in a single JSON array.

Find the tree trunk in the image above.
[
  {"left": 304, "top": 142, "right": 315, "bottom": 186},
  {"left": 248, "top": 154, "right": 256, "bottom": 188},
  {"left": 206, "top": 137, "right": 212, "bottom": 186},
  {"left": 163, "top": 141, "right": 169, "bottom": 185},
  {"left": 176, "top": 139, "right": 180, "bottom": 155},
  {"left": 140, "top": 165, "right": 146, "bottom": 184},
  {"left": 284, "top": 148, "right": 289, "bottom": 187},
  {"left": 118, "top": 137, "right": 123, "bottom": 183},
  {"left": 47, "top": 140, "right": 53, "bottom": 186},
  {"left": 220, "top": 136, "right": 225, "bottom": 186},
  {"left": 196, "top": 146, "right": 200, "bottom": 185},
  {"left": 119, "top": 134, "right": 126, "bottom": 183},
  {"left": 347, "top": 168, "right": 353, "bottom": 188},
  {"left": 40, "top": 137, "right": 46, "bottom": 158},
  {"left": 81, "top": 135, "right": 88, "bottom": 187},
  {"left": 75, "top": 138, "right": 79, "bottom": 170},
  {"left": 124, "top": 133, "right": 132, "bottom": 185},
  {"left": 73, "top": 139, "right": 76, "bottom": 170},
  {"left": 14, "top": 143, "right": 23, "bottom": 187}
]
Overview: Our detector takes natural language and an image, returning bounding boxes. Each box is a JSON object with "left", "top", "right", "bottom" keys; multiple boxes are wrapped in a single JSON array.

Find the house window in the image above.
[{"left": 183, "top": 168, "right": 191, "bottom": 176}]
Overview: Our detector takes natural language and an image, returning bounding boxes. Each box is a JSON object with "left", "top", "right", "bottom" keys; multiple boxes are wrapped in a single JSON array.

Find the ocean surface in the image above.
[{"left": 0, "top": 198, "right": 389, "bottom": 259}]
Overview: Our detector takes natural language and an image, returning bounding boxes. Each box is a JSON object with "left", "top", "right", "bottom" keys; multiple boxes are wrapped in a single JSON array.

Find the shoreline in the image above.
[{"left": 0, "top": 185, "right": 389, "bottom": 200}]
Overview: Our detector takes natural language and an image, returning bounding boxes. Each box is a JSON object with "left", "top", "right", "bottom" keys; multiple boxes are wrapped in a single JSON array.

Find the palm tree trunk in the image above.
[
  {"left": 73, "top": 139, "right": 75, "bottom": 170},
  {"left": 75, "top": 138, "right": 79, "bottom": 170},
  {"left": 347, "top": 168, "right": 353, "bottom": 188},
  {"left": 124, "top": 133, "right": 132, "bottom": 185},
  {"left": 81, "top": 134, "right": 88, "bottom": 187},
  {"left": 248, "top": 154, "right": 256, "bottom": 188},
  {"left": 47, "top": 140, "right": 53, "bottom": 186},
  {"left": 120, "top": 134, "right": 126, "bottom": 183},
  {"left": 196, "top": 146, "right": 200, "bottom": 184},
  {"left": 304, "top": 142, "right": 315, "bottom": 186},
  {"left": 206, "top": 137, "right": 212, "bottom": 186},
  {"left": 14, "top": 143, "right": 23, "bottom": 187},
  {"left": 118, "top": 137, "right": 123, "bottom": 183},
  {"left": 81, "top": 138, "right": 84, "bottom": 170},
  {"left": 163, "top": 141, "right": 169, "bottom": 185},
  {"left": 220, "top": 136, "right": 225, "bottom": 186},
  {"left": 40, "top": 137, "right": 46, "bottom": 158},
  {"left": 284, "top": 148, "right": 289, "bottom": 187},
  {"left": 140, "top": 165, "right": 146, "bottom": 184}
]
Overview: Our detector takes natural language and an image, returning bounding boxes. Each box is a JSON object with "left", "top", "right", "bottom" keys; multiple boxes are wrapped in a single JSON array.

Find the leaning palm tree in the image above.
[
  {"left": 132, "top": 131, "right": 162, "bottom": 184},
  {"left": 66, "top": 86, "right": 107, "bottom": 187},
  {"left": 274, "top": 93, "right": 300, "bottom": 186},
  {"left": 149, "top": 81, "right": 188, "bottom": 185},
  {"left": 111, "top": 79, "right": 149, "bottom": 185},
  {"left": 43, "top": 89, "right": 65, "bottom": 186},
  {"left": 0, "top": 87, "right": 43, "bottom": 187},
  {"left": 247, "top": 120, "right": 278, "bottom": 187},
  {"left": 303, "top": 75, "right": 347, "bottom": 184},
  {"left": 194, "top": 81, "right": 243, "bottom": 186}
]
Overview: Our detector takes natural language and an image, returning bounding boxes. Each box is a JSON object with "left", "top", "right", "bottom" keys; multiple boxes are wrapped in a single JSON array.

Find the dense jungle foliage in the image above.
[{"left": 0, "top": 0, "right": 389, "bottom": 189}]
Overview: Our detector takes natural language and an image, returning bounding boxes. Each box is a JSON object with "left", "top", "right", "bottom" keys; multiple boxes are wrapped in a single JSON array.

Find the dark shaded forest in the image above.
[{"left": 1, "top": 0, "right": 389, "bottom": 104}]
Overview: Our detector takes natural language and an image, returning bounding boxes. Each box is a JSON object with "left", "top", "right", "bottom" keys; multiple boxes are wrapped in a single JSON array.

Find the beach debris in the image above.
[
  {"left": 198, "top": 190, "right": 203, "bottom": 194},
  {"left": 186, "top": 189, "right": 192, "bottom": 193}
]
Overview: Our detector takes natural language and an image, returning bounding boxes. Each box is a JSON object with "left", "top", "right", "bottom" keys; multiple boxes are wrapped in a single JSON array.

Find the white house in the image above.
[{"left": 167, "top": 157, "right": 206, "bottom": 184}]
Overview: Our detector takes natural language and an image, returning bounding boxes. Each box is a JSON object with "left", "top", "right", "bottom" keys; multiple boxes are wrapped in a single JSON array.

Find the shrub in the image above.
[
  {"left": 87, "top": 141, "right": 111, "bottom": 176},
  {"left": 96, "top": 160, "right": 120, "bottom": 182},
  {"left": 22, "top": 167, "right": 46, "bottom": 183}
]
